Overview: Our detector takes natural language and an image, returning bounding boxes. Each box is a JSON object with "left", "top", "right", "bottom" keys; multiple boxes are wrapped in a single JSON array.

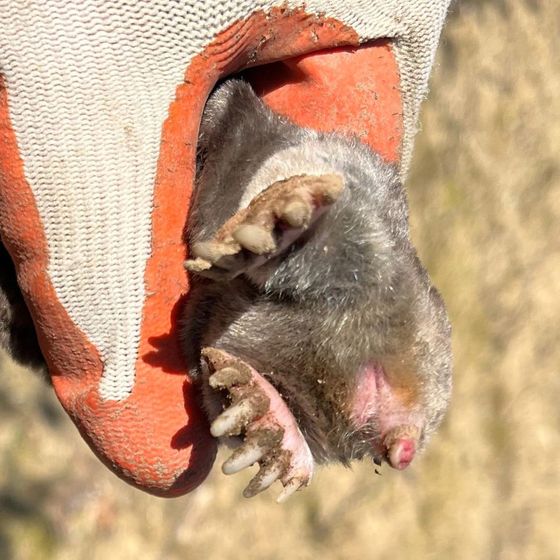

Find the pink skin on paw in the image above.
[
  {"left": 203, "top": 348, "right": 314, "bottom": 498},
  {"left": 246, "top": 369, "right": 315, "bottom": 484},
  {"left": 351, "top": 362, "right": 423, "bottom": 470}
]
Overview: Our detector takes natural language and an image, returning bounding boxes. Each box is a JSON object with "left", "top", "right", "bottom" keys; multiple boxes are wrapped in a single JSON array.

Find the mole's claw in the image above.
[
  {"left": 232, "top": 224, "right": 276, "bottom": 254},
  {"left": 277, "top": 477, "right": 307, "bottom": 504},
  {"left": 184, "top": 257, "right": 212, "bottom": 273},
  {"left": 312, "top": 173, "right": 344, "bottom": 203},
  {"left": 203, "top": 347, "right": 315, "bottom": 500},
  {"left": 191, "top": 240, "right": 239, "bottom": 263},
  {"left": 208, "top": 366, "right": 251, "bottom": 389},
  {"left": 210, "top": 400, "right": 262, "bottom": 438},
  {"left": 222, "top": 443, "right": 266, "bottom": 475},
  {"left": 186, "top": 174, "right": 344, "bottom": 281},
  {"left": 278, "top": 197, "right": 312, "bottom": 228},
  {"left": 243, "top": 462, "right": 284, "bottom": 499}
]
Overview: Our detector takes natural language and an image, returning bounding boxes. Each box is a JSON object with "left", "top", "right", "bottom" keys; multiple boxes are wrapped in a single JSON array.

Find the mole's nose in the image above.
[
  {"left": 382, "top": 426, "right": 419, "bottom": 470},
  {"left": 386, "top": 437, "right": 417, "bottom": 470}
]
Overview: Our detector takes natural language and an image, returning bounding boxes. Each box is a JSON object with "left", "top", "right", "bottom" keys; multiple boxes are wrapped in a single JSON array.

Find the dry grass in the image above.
[{"left": 1, "top": 1, "right": 559, "bottom": 558}]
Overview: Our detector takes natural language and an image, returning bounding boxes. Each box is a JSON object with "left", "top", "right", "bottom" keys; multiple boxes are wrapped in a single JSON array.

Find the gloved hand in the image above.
[{"left": 0, "top": 0, "right": 451, "bottom": 496}]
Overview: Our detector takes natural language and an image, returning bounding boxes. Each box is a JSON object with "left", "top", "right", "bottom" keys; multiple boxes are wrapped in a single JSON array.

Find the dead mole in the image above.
[{"left": 182, "top": 78, "right": 452, "bottom": 501}]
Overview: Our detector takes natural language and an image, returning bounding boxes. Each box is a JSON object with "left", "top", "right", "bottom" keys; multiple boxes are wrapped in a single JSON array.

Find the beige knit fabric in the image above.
[{"left": 0, "top": 1, "right": 450, "bottom": 400}]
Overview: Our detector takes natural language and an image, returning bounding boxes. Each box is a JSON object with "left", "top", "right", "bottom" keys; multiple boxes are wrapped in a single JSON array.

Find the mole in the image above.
[{"left": 183, "top": 79, "right": 452, "bottom": 502}]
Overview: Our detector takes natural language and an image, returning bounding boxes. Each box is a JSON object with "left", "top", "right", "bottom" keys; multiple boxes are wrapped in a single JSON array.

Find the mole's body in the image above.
[{"left": 183, "top": 80, "right": 452, "bottom": 501}]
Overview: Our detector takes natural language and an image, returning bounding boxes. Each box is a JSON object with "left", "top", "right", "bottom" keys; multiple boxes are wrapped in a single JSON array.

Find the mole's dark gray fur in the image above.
[
  {"left": 0, "top": 240, "right": 45, "bottom": 369},
  {"left": 183, "top": 79, "right": 452, "bottom": 466}
]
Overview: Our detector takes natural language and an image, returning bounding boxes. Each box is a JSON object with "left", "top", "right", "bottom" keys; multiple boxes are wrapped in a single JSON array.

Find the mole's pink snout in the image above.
[
  {"left": 383, "top": 427, "right": 419, "bottom": 470},
  {"left": 386, "top": 437, "right": 416, "bottom": 470}
]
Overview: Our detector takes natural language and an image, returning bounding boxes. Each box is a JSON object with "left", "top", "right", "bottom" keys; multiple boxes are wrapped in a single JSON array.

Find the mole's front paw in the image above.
[
  {"left": 185, "top": 174, "right": 343, "bottom": 280},
  {"left": 201, "top": 347, "right": 314, "bottom": 502}
]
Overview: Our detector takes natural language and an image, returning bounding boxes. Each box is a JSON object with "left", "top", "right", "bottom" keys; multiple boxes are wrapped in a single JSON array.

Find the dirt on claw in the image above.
[
  {"left": 185, "top": 173, "right": 343, "bottom": 280},
  {"left": 201, "top": 347, "right": 315, "bottom": 501}
]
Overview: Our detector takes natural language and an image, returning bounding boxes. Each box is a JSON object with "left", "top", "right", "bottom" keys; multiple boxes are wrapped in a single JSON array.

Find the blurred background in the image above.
[{"left": 1, "top": 0, "right": 559, "bottom": 558}]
